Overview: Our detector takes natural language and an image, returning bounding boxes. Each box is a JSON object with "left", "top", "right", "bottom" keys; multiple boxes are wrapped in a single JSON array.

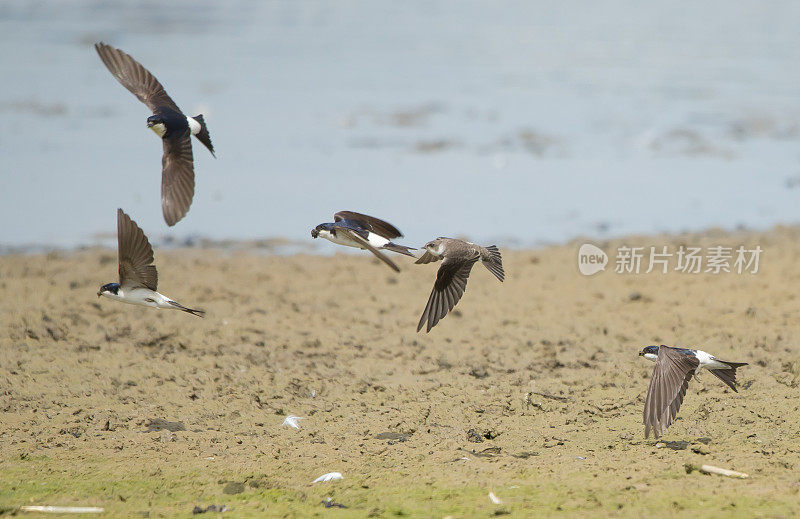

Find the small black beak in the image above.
[
  {"left": 97, "top": 291, "right": 102, "bottom": 298},
  {"left": 146, "top": 120, "right": 154, "bottom": 128},
  {"left": 638, "top": 351, "right": 644, "bottom": 356},
  {"left": 311, "top": 229, "right": 319, "bottom": 239}
]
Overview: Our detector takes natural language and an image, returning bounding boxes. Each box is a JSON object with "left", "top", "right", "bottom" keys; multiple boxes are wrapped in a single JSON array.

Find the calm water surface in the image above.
[{"left": 2, "top": 1, "right": 800, "bottom": 249}]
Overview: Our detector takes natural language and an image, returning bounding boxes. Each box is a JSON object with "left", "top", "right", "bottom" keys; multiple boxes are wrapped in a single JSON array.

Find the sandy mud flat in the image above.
[{"left": 1, "top": 228, "right": 799, "bottom": 517}]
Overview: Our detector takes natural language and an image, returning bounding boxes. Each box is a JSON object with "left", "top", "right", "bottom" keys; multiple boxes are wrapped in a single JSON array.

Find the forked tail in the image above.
[
  {"left": 383, "top": 242, "right": 417, "bottom": 257},
  {"left": 709, "top": 361, "right": 748, "bottom": 392},
  {"left": 168, "top": 300, "right": 206, "bottom": 318},
  {"left": 192, "top": 114, "right": 215, "bottom": 157},
  {"left": 482, "top": 245, "right": 505, "bottom": 282}
]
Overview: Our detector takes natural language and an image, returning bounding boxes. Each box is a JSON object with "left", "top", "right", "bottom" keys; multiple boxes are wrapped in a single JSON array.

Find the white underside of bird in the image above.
[
  {"left": 148, "top": 117, "right": 200, "bottom": 138},
  {"left": 644, "top": 349, "right": 734, "bottom": 373},
  {"left": 316, "top": 229, "right": 389, "bottom": 250},
  {"left": 101, "top": 287, "right": 182, "bottom": 310}
]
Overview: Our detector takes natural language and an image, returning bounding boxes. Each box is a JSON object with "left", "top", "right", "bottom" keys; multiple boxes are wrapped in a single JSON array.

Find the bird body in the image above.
[
  {"left": 415, "top": 237, "right": 504, "bottom": 332},
  {"left": 640, "top": 345, "right": 747, "bottom": 438},
  {"left": 95, "top": 42, "right": 214, "bottom": 226},
  {"left": 692, "top": 349, "right": 738, "bottom": 372},
  {"left": 416, "top": 238, "right": 500, "bottom": 266},
  {"left": 313, "top": 221, "right": 391, "bottom": 250},
  {"left": 311, "top": 211, "right": 416, "bottom": 272},
  {"left": 97, "top": 209, "right": 204, "bottom": 317},
  {"left": 147, "top": 110, "right": 208, "bottom": 142},
  {"left": 98, "top": 283, "right": 200, "bottom": 314}
]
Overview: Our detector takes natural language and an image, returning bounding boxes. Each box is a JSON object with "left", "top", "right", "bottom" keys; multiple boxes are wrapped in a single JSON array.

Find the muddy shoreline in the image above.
[{"left": 1, "top": 228, "right": 799, "bottom": 516}]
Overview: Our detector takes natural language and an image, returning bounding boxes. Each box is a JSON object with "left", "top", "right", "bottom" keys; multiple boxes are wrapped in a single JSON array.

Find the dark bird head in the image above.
[
  {"left": 639, "top": 345, "right": 660, "bottom": 358},
  {"left": 311, "top": 223, "right": 334, "bottom": 239},
  {"left": 97, "top": 282, "right": 120, "bottom": 298},
  {"left": 146, "top": 115, "right": 167, "bottom": 137}
]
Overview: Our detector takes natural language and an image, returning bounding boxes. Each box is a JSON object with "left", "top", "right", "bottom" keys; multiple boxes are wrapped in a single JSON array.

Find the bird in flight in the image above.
[
  {"left": 311, "top": 211, "right": 416, "bottom": 272},
  {"left": 639, "top": 345, "right": 747, "bottom": 438},
  {"left": 415, "top": 238, "right": 504, "bottom": 332},
  {"left": 97, "top": 208, "right": 205, "bottom": 317},
  {"left": 95, "top": 42, "right": 215, "bottom": 226}
]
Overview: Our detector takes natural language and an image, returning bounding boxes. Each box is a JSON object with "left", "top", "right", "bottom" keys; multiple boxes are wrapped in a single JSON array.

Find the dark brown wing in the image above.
[
  {"left": 95, "top": 42, "right": 181, "bottom": 113},
  {"left": 334, "top": 211, "right": 403, "bottom": 239},
  {"left": 161, "top": 131, "right": 195, "bottom": 226},
  {"left": 643, "top": 346, "right": 699, "bottom": 438},
  {"left": 417, "top": 255, "right": 479, "bottom": 333},
  {"left": 117, "top": 208, "right": 158, "bottom": 291},
  {"left": 336, "top": 228, "right": 400, "bottom": 272}
]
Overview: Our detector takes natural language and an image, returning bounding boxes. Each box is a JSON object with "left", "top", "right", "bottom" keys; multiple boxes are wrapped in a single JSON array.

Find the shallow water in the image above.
[{"left": 2, "top": 1, "right": 800, "bottom": 249}]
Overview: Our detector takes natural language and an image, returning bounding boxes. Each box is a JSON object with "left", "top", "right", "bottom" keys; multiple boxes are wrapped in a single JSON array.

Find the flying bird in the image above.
[
  {"left": 311, "top": 211, "right": 416, "bottom": 272},
  {"left": 94, "top": 42, "right": 215, "bottom": 226},
  {"left": 97, "top": 208, "right": 205, "bottom": 317},
  {"left": 639, "top": 345, "right": 747, "bottom": 438},
  {"left": 415, "top": 238, "right": 504, "bottom": 332}
]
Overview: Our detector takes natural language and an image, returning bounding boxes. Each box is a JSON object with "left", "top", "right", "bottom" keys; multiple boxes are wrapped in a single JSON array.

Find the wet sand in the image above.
[{"left": 1, "top": 228, "right": 800, "bottom": 517}]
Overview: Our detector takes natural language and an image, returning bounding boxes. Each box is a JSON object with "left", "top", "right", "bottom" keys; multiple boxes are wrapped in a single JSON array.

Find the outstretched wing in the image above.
[
  {"left": 161, "top": 130, "right": 195, "bottom": 226},
  {"left": 117, "top": 208, "right": 158, "bottom": 291},
  {"left": 414, "top": 250, "right": 442, "bottom": 264},
  {"left": 643, "top": 346, "right": 699, "bottom": 438},
  {"left": 334, "top": 211, "right": 403, "bottom": 239},
  {"left": 417, "top": 254, "right": 479, "bottom": 333},
  {"left": 94, "top": 42, "right": 181, "bottom": 113},
  {"left": 335, "top": 227, "right": 400, "bottom": 272}
]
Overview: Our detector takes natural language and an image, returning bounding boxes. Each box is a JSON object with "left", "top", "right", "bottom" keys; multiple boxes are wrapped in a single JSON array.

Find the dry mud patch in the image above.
[{"left": 1, "top": 230, "right": 800, "bottom": 516}]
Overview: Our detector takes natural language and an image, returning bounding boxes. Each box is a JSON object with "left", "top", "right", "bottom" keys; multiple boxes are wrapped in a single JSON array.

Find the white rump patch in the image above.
[
  {"left": 187, "top": 116, "right": 201, "bottom": 135},
  {"left": 366, "top": 232, "right": 390, "bottom": 248},
  {"left": 695, "top": 349, "right": 727, "bottom": 369}
]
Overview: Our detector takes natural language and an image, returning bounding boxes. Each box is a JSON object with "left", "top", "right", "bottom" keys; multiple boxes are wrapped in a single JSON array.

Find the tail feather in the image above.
[
  {"left": 167, "top": 300, "right": 206, "bottom": 318},
  {"left": 383, "top": 242, "right": 417, "bottom": 257},
  {"left": 719, "top": 360, "right": 748, "bottom": 368},
  {"left": 482, "top": 245, "right": 505, "bottom": 282},
  {"left": 192, "top": 114, "right": 215, "bottom": 157},
  {"left": 709, "top": 362, "right": 747, "bottom": 392}
]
